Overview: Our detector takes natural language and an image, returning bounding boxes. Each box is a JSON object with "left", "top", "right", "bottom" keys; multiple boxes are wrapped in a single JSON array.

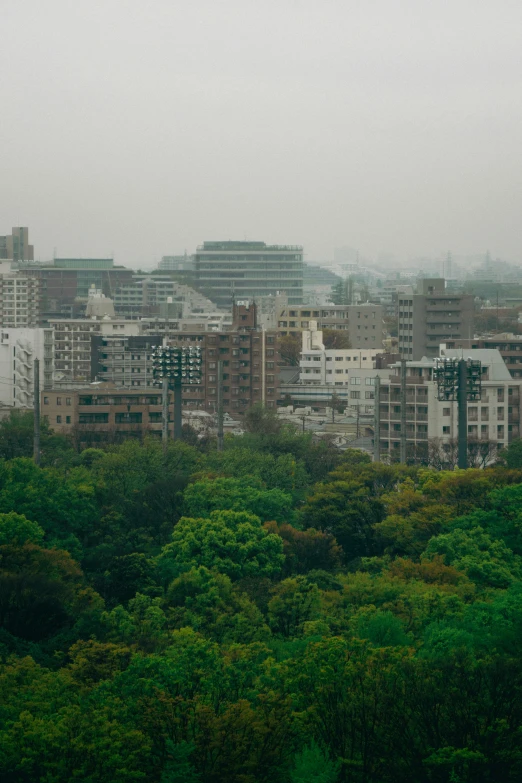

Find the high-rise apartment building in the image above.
[
  {"left": 398, "top": 279, "right": 473, "bottom": 360},
  {"left": 0, "top": 227, "right": 34, "bottom": 261},
  {"left": 0, "top": 263, "right": 41, "bottom": 327},
  {"left": 0, "top": 328, "right": 52, "bottom": 406},
  {"left": 195, "top": 241, "right": 303, "bottom": 308}
]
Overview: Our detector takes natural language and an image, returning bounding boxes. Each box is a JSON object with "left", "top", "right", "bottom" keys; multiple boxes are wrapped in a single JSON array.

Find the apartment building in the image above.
[
  {"left": 0, "top": 328, "right": 52, "bottom": 406},
  {"left": 377, "top": 349, "right": 521, "bottom": 464},
  {"left": 0, "top": 262, "right": 41, "bottom": 327},
  {"left": 42, "top": 387, "right": 165, "bottom": 440},
  {"left": 277, "top": 303, "right": 384, "bottom": 348},
  {"left": 21, "top": 258, "right": 134, "bottom": 321},
  {"left": 443, "top": 334, "right": 522, "bottom": 379},
  {"left": 0, "top": 227, "right": 34, "bottom": 261},
  {"left": 398, "top": 279, "right": 474, "bottom": 360},
  {"left": 195, "top": 241, "right": 303, "bottom": 308},
  {"left": 113, "top": 273, "right": 216, "bottom": 319},
  {"left": 50, "top": 317, "right": 140, "bottom": 386}
]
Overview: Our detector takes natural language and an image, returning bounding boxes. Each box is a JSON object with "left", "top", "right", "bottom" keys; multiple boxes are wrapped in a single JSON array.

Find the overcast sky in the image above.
[{"left": 2, "top": 0, "right": 521, "bottom": 268}]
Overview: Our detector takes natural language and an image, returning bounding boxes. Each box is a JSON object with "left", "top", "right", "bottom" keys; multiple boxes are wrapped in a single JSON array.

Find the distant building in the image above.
[
  {"left": 276, "top": 303, "right": 384, "bottom": 348},
  {"left": 194, "top": 241, "right": 303, "bottom": 308},
  {"left": 0, "top": 227, "right": 34, "bottom": 262},
  {"left": 378, "top": 348, "right": 522, "bottom": 464},
  {"left": 442, "top": 334, "right": 522, "bottom": 379},
  {"left": 0, "top": 262, "right": 41, "bottom": 327},
  {"left": 158, "top": 254, "right": 194, "bottom": 272},
  {"left": 398, "top": 279, "right": 474, "bottom": 360},
  {"left": 0, "top": 328, "right": 52, "bottom": 406}
]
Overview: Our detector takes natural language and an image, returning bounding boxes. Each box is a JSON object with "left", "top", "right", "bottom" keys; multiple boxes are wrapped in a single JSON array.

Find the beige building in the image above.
[
  {"left": 0, "top": 262, "right": 41, "bottom": 327},
  {"left": 277, "top": 303, "right": 384, "bottom": 348},
  {"left": 398, "top": 279, "right": 474, "bottom": 360},
  {"left": 377, "top": 348, "right": 521, "bottom": 464}
]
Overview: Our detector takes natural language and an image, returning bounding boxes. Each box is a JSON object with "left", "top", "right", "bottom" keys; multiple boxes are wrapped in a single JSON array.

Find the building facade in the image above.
[
  {"left": 277, "top": 303, "right": 384, "bottom": 348},
  {"left": 0, "top": 227, "right": 34, "bottom": 262},
  {"left": 194, "top": 241, "right": 303, "bottom": 308},
  {"left": 0, "top": 328, "right": 52, "bottom": 407},
  {"left": 398, "top": 279, "right": 474, "bottom": 360},
  {"left": 377, "top": 349, "right": 522, "bottom": 464},
  {"left": 0, "top": 263, "right": 41, "bottom": 327}
]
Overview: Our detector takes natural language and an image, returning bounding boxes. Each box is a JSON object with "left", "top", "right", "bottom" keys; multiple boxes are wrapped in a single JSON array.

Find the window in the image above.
[
  {"left": 66, "top": 416, "right": 71, "bottom": 424},
  {"left": 443, "top": 426, "right": 450, "bottom": 434},
  {"left": 66, "top": 397, "right": 71, "bottom": 406},
  {"left": 350, "top": 391, "right": 361, "bottom": 399},
  {"left": 43, "top": 396, "right": 49, "bottom": 404},
  {"left": 350, "top": 377, "right": 361, "bottom": 385},
  {"left": 56, "top": 415, "right": 62, "bottom": 424},
  {"left": 443, "top": 407, "right": 450, "bottom": 416},
  {"left": 56, "top": 397, "right": 62, "bottom": 405},
  {"left": 365, "top": 377, "right": 375, "bottom": 385},
  {"left": 365, "top": 391, "right": 374, "bottom": 399},
  {"left": 115, "top": 413, "right": 142, "bottom": 423}
]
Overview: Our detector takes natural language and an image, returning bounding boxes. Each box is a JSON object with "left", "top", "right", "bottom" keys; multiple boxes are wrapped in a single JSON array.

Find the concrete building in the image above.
[
  {"left": 21, "top": 258, "right": 134, "bottom": 322},
  {"left": 0, "top": 227, "right": 34, "bottom": 262},
  {"left": 442, "top": 334, "right": 522, "bottom": 379},
  {"left": 194, "top": 241, "right": 303, "bottom": 308},
  {"left": 0, "top": 328, "right": 52, "bottom": 407},
  {"left": 0, "top": 262, "right": 41, "bottom": 327},
  {"left": 113, "top": 273, "right": 216, "bottom": 319},
  {"left": 276, "top": 303, "right": 384, "bottom": 348},
  {"left": 377, "top": 348, "right": 522, "bottom": 464},
  {"left": 158, "top": 254, "right": 194, "bottom": 272},
  {"left": 398, "top": 279, "right": 474, "bottom": 360},
  {"left": 299, "top": 324, "right": 383, "bottom": 386}
]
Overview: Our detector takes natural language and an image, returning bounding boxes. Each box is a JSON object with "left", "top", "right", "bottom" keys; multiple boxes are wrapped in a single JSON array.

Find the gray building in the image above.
[
  {"left": 398, "top": 279, "right": 473, "bottom": 360},
  {"left": 194, "top": 241, "right": 303, "bottom": 308},
  {"left": 0, "top": 227, "right": 34, "bottom": 262}
]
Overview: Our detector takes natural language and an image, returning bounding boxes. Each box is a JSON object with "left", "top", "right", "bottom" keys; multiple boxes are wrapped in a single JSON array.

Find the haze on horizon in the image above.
[{"left": 2, "top": 0, "right": 521, "bottom": 269}]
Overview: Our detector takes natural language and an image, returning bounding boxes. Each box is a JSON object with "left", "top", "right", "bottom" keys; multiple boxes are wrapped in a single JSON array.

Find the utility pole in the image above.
[
  {"left": 162, "top": 378, "right": 169, "bottom": 455},
  {"left": 217, "top": 360, "right": 224, "bottom": 451},
  {"left": 457, "top": 358, "right": 468, "bottom": 469},
  {"left": 174, "top": 381, "right": 182, "bottom": 441},
  {"left": 374, "top": 375, "right": 381, "bottom": 462},
  {"left": 33, "top": 358, "right": 40, "bottom": 465},
  {"left": 400, "top": 359, "right": 407, "bottom": 464}
]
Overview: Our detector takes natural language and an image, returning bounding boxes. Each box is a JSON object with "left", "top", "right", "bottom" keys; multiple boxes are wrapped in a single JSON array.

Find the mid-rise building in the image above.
[
  {"left": 377, "top": 348, "right": 521, "bottom": 464},
  {"left": 0, "top": 262, "right": 41, "bottom": 327},
  {"left": 398, "top": 279, "right": 474, "bottom": 360},
  {"left": 113, "top": 273, "right": 217, "bottom": 319},
  {"left": 442, "top": 334, "right": 522, "bottom": 379},
  {"left": 276, "top": 302, "right": 384, "bottom": 348},
  {"left": 0, "top": 328, "right": 52, "bottom": 407},
  {"left": 195, "top": 241, "right": 303, "bottom": 308},
  {"left": 0, "top": 227, "right": 34, "bottom": 261}
]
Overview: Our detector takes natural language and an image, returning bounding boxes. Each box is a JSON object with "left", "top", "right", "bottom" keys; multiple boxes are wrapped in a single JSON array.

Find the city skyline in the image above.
[{"left": 2, "top": 0, "right": 522, "bottom": 268}]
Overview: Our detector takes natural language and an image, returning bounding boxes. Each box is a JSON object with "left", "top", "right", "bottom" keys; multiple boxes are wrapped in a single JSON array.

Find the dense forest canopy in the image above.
[{"left": 2, "top": 409, "right": 522, "bottom": 781}]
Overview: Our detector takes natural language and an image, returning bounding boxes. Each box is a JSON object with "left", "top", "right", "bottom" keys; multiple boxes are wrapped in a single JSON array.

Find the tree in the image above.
[
  {"left": 500, "top": 438, "right": 522, "bottom": 468},
  {"left": 322, "top": 329, "right": 351, "bottom": 349},
  {"left": 243, "top": 403, "right": 283, "bottom": 436},
  {"left": 279, "top": 333, "right": 301, "bottom": 366},
  {"left": 268, "top": 576, "right": 321, "bottom": 636},
  {"left": 183, "top": 476, "right": 293, "bottom": 523},
  {"left": 0, "top": 511, "right": 44, "bottom": 547},
  {"left": 290, "top": 741, "right": 340, "bottom": 783},
  {"left": 156, "top": 510, "right": 285, "bottom": 583}
]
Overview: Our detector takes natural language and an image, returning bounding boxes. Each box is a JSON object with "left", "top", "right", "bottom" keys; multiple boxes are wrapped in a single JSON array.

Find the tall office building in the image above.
[
  {"left": 194, "top": 241, "right": 303, "bottom": 308},
  {"left": 0, "top": 227, "right": 34, "bottom": 261},
  {"left": 398, "top": 279, "right": 473, "bottom": 360}
]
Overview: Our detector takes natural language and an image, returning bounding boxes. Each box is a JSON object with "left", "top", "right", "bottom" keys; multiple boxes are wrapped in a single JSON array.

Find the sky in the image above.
[{"left": 2, "top": 0, "right": 522, "bottom": 268}]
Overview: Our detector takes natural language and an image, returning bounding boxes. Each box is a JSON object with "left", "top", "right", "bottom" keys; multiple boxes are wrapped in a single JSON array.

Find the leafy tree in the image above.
[
  {"left": 322, "top": 329, "right": 351, "bottom": 349},
  {"left": 268, "top": 576, "right": 321, "bottom": 636},
  {"left": 183, "top": 476, "right": 293, "bottom": 523},
  {"left": 0, "top": 511, "right": 44, "bottom": 547},
  {"left": 500, "top": 438, "right": 522, "bottom": 468},
  {"left": 279, "top": 333, "right": 301, "bottom": 366},
  {"left": 157, "top": 510, "right": 285, "bottom": 583},
  {"left": 243, "top": 403, "right": 284, "bottom": 435},
  {"left": 290, "top": 741, "right": 340, "bottom": 783},
  {"left": 266, "top": 522, "right": 342, "bottom": 575}
]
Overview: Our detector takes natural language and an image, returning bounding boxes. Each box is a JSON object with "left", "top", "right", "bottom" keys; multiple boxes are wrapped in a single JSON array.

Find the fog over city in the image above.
[{"left": 2, "top": 0, "right": 521, "bottom": 267}]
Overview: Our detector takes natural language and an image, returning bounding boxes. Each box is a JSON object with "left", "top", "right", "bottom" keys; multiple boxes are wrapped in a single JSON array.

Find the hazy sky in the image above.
[{"left": 2, "top": 0, "right": 522, "bottom": 268}]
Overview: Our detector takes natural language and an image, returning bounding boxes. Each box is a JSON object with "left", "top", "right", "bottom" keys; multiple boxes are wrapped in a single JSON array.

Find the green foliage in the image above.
[
  {"left": 157, "top": 510, "right": 285, "bottom": 582},
  {"left": 183, "top": 475, "right": 293, "bottom": 522},
  {"left": 4, "top": 432, "right": 522, "bottom": 781},
  {"left": 290, "top": 741, "right": 341, "bottom": 783},
  {"left": 0, "top": 511, "right": 44, "bottom": 546}
]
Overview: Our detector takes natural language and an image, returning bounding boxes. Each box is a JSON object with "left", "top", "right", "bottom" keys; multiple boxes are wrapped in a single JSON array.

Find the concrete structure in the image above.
[
  {"left": 442, "top": 334, "right": 522, "bottom": 379},
  {"left": 0, "top": 227, "right": 34, "bottom": 262},
  {"left": 378, "top": 348, "right": 522, "bottom": 464},
  {"left": 398, "top": 279, "right": 474, "bottom": 360},
  {"left": 113, "top": 273, "right": 216, "bottom": 319},
  {"left": 0, "top": 328, "right": 52, "bottom": 407},
  {"left": 21, "top": 258, "right": 134, "bottom": 322},
  {"left": 158, "top": 254, "right": 194, "bottom": 272},
  {"left": 50, "top": 316, "right": 140, "bottom": 386},
  {"left": 195, "top": 241, "right": 303, "bottom": 308},
  {"left": 0, "top": 262, "right": 41, "bottom": 327},
  {"left": 299, "top": 324, "right": 383, "bottom": 386},
  {"left": 276, "top": 303, "right": 384, "bottom": 348}
]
